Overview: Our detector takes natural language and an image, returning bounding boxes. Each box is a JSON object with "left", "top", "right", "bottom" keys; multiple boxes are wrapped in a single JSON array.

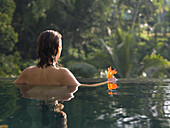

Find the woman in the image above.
[{"left": 14, "top": 30, "right": 116, "bottom": 88}]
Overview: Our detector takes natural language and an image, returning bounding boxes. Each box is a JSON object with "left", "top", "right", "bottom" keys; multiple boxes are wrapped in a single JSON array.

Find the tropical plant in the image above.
[{"left": 139, "top": 54, "right": 170, "bottom": 78}]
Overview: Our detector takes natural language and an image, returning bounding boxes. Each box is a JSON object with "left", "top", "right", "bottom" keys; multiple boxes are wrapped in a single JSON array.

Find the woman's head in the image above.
[{"left": 37, "top": 30, "right": 62, "bottom": 68}]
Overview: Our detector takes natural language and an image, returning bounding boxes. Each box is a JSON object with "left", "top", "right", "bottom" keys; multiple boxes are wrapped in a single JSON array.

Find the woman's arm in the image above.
[
  {"left": 81, "top": 77, "right": 117, "bottom": 87},
  {"left": 61, "top": 68, "right": 117, "bottom": 87},
  {"left": 81, "top": 81, "right": 108, "bottom": 87}
]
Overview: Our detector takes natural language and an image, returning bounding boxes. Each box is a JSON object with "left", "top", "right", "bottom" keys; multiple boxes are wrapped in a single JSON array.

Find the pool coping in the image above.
[
  {"left": 0, "top": 78, "right": 170, "bottom": 84},
  {"left": 77, "top": 78, "right": 170, "bottom": 84}
]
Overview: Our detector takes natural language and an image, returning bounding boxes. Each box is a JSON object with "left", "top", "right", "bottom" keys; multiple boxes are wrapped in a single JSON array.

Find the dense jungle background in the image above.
[{"left": 0, "top": 0, "right": 170, "bottom": 78}]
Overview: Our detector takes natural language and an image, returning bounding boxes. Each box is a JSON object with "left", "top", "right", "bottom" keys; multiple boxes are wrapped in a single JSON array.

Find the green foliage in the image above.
[
  {"left": 87, "top": 50, "right": 111, "bottom": 69},
  {"left": 0, "top": 0, "right": 18, "bottom": 54},
  {"left": 0, "top": 0, "right": 16, "bottom": 21},
  {"left": 101, "top": 28, "right": 135, "bottom": 78},
  {"left": 68, "top": 62, "right": 99, "bottom": 78},
  {"left": 143, "top": 54, "right": 170, "bottom": 69},
  {"left": 0, "top": 52, "right": 21, "bottom": 77},
  {"left": 0, "top": 0, "right": 20, "bottom": 78},
  {"left": 140, "top": 54, "right": 170, "bottom": 77},
  {"left": 0, "top": 21, "right": 18, "bottom": 54},
  {"left": 114, "top": 28, "right": 135, "bottom": 77},
  {"left": 0, "top": 0, "right": 169, "bottom": 78}
]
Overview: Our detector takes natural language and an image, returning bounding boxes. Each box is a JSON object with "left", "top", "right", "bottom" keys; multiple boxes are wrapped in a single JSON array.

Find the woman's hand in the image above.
[{"left": 108, "top": 76, "right": 117, "bottom": 84}]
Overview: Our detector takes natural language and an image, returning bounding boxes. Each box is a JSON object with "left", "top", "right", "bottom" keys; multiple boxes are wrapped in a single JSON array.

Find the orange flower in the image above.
[
  {"left": 107, "top": 66, "right": 118, "bottom": 96},
  {"left": 113, "top": 92, "right": 117, "bottom": 95},
  {"left": 108, "top": 91, "right": 117, "bottom": 96},
  {"left": 107, "top": 66, "right": 117, "bottom": 78},
  {"left": 108, "top": 92, "right": 113, "bottom": 95},
  {"left": 108, "top": 83, "right": 118, "bottom": 90}
]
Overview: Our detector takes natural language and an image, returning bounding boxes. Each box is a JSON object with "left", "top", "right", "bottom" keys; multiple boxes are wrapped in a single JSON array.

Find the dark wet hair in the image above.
[{"left": 37, "top": 30, "right": 62, "bottom": 68}]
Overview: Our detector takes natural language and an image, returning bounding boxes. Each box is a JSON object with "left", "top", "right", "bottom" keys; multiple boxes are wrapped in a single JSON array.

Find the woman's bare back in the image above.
[{"left": 14, "top": 66, "right": 80, "bottom": 86}]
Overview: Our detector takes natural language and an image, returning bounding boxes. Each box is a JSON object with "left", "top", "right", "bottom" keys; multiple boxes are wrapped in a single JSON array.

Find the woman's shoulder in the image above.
[
  {"left": 57, "top": 67, "right": 80, "bottom": 86},
  {"left": 57, "top": 67, "right": 73, "bottom": 76},
  {"left": 58, "top": 67, "right": 69, "bottom": 72},
  {"left": 13, "top": 66, "right": 36, "bottom": 84},
  {"left": 27, "top": 66, "right": 37, "bottom": 70}
]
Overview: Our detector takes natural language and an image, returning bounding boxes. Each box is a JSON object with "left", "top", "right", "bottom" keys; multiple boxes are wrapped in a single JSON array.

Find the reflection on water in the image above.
[
  {"left": 38, "top": 101, "right": 67, "bottom": 128},
  {"left": 0, "top": 79, "right": 170, "bottom": 128},
  {"left": 15, "top": 84, "right": 77, "bottom": 128},
  {"left": 15, "top": 84, "right": 76, "bottom": 101}
]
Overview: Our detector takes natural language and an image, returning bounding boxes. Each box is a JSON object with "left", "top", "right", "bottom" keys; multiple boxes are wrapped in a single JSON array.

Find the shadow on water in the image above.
[{"left": 0, "top": 78, "right": 170, "bottom": 128}]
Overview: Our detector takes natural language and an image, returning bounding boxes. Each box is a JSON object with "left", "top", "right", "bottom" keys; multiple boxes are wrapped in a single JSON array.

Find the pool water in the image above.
[{"left": 0, "top": 79, "right": 170, "bottom": 128}]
